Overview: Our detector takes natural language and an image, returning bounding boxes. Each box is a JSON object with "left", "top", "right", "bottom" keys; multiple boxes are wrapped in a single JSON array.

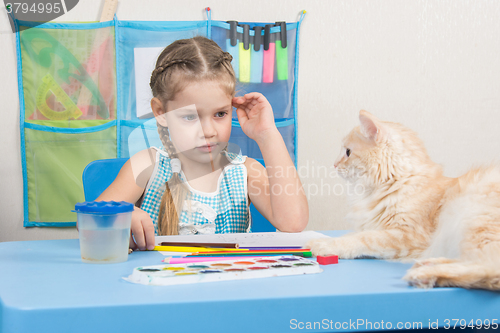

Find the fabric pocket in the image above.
[
  {"left": 24, "top": 124, "right": 116, "bottom": 225},
  {"left": 20, "top": 24, "right": 117, "bottom": 122},
  {"left": 211, "top": 22, "right": 298, "bottom": 119}
]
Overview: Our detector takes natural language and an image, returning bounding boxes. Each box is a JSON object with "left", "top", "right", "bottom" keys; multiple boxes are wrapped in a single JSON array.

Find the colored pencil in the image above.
[
  {"left": 152, "top": 246, "right": 248, "bottom": 253},
  {"left": 159, "top": 242, "right": 239, "bottom": 249},
  {"left": 186, "top": 254, "right": 289, "bottom": 258},
  {"left": 162, "top": 256, "right": 284, "bottom": 264},
  {"left": 188, "top": 253, "right": 312, "bottom": 258},
  {"left": 195, "top": 249, "right": 310, "bottom": 254},
  {"left": 187, "top": 251, "right": 313, "bottom": 258},
  {"left": 239, "top": 246, "right": 302, "bottom": 250}
]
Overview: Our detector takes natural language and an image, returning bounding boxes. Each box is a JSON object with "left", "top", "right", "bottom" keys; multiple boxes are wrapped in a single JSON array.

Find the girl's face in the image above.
[{"left": 163, "top": 80, "right": 233, "bottom": 165}]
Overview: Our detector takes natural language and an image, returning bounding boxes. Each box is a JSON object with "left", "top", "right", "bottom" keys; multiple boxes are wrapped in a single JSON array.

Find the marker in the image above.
[
  {"left": 226, "top": 21, "right": 239, "bottom": 79},
  {"left": 250, "top": 26, "right": 263, "bottom": 83},
  {"left": 275, "top": 21, "right": 288, "bottom": 80},
  {"left": 239, "top": 24, "right": 251, "bottom": 82},
  {"left": 263, "top": 24, "right": 275, "bottom": 83}
]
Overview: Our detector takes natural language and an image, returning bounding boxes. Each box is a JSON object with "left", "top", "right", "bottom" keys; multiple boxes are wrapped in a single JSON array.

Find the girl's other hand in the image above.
[
  {"left": 232, "top": 92, "right": 278, "bottom": 143},
  {"left": 129, "top": 207, "right": 156, "bottom": 251}
]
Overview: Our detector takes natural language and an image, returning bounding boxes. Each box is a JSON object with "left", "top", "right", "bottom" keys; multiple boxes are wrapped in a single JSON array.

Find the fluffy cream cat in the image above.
[{"left": 306, "top": 110, "right": 500, "bottom": 290}]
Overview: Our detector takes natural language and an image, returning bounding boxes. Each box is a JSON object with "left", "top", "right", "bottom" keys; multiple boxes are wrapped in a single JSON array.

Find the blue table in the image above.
[{"left": 0, "top": 231, "right": 499, "bottom": 333}]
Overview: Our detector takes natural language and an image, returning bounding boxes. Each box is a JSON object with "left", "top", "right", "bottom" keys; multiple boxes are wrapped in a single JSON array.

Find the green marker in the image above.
[{"left": 275, "top": 22, "right": 288, "bottom": 81}]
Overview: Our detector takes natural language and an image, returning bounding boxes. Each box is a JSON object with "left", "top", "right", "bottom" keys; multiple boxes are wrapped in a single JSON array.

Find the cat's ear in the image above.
[{"left": 359, "top": 110, "right": 387, "bottom": 143}]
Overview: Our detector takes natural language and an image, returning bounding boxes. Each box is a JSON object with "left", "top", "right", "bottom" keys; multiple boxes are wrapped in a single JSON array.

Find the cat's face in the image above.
[
  {"left": 334, "top": 120, "right": 379, "bottom": 184},
  {"left": 335, "top": 110, "right": 424, "bottom": 186}
]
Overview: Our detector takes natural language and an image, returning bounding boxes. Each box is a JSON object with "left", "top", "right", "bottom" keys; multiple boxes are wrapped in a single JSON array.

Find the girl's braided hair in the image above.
[{"left": 150, "top": 36, "right": 236, "bottom": 235}]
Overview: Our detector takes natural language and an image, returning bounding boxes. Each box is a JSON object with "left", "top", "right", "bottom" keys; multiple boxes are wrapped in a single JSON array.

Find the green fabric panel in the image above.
[
  {"left": 20, "top": 26, "right": 117, "bottom": 124},
  {"left": 25, "top": 127, "right": 117, "bottom": 223}
]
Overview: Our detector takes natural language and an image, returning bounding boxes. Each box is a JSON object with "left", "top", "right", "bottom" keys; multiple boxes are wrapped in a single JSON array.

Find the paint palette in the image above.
[{"left": 123, "top": 256, "right": 323, "bottom": 286}]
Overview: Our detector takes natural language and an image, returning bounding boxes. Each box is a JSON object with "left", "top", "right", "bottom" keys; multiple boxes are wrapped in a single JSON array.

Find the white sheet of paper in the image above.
[
  {"left": 134, "top": 47, "right": 165, "bottom": 119},
  {"left": 155, "top": 231, "right": 330, "bottom": 249}
]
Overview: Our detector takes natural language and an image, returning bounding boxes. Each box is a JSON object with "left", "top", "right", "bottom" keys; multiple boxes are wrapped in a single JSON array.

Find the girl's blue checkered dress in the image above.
[{"left": 140, "top": 147, "right": 251, "bottom": 235}]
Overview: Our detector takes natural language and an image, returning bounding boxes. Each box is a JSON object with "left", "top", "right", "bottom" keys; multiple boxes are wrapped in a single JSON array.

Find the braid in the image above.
[
  {"left": 156, "top": 123, "right": 189, "bottom": 235},
  {"left": 213, "top": 52, "right": 233, "bottom": 67},
  {"left": 157, "top": 125, "right": 177, "bottom": 158},
  {"left": 150, "top": 59, "right": 193, "bottom": 90}
]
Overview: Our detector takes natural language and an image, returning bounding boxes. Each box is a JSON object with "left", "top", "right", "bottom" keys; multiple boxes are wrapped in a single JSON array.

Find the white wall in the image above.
[{"left": 2, "top": 0, "right": 500, "bottom": 241}]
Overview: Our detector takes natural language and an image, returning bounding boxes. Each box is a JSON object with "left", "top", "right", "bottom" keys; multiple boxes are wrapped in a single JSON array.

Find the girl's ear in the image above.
[
  {"left": 359, "top": 110, "right": 387, "bottom": 143},
  {"left": 151, "top": 97, "right": 168, "bottom": 127}
]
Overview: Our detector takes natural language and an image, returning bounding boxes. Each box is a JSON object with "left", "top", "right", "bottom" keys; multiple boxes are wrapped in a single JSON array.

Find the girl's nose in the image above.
[{"left": 201, "top": 119, "right": 217, "bottom": 138}]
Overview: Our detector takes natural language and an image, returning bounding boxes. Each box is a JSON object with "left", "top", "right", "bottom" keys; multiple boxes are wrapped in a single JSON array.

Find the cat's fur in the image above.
[{"left": 306, "top": 110, "right": 500, "bottom": 290}]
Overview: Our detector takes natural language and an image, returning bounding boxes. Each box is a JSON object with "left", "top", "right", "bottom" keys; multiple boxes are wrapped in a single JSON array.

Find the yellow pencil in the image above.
[{"left": 152, "top": 246, "right": 249, "bottom": 253}]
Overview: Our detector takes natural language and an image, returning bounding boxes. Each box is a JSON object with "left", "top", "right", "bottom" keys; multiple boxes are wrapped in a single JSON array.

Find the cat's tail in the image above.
[{"left": 403, "top": 258, "right": 500, "bottom": 290}]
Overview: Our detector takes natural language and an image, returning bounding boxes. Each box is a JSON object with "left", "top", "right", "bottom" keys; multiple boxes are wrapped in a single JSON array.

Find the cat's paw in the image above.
[
  {"left": 305, "top": 238, "right": 339, "bottom": 257},
  {"left": 403, "top": 266, "right": 437, "bottom": 289}
]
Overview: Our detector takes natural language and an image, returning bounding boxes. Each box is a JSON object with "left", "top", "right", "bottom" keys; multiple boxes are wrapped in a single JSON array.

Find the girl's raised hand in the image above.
[{"left": 232, "top": 92, "right": 277, "bottom": 143}]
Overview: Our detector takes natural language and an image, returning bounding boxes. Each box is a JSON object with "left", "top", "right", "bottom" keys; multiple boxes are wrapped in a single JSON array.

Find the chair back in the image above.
[{"left": 82, "top": 158, "right": 128, "bottom": 201}]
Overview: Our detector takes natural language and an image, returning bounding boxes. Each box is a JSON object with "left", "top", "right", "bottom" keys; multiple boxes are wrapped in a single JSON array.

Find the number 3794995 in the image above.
[
  {"left": 444, "top": 319, "right": 498, "bottom": 330},
  {"left": 5, "top": 2, "right": 62, "bottom": 14}
]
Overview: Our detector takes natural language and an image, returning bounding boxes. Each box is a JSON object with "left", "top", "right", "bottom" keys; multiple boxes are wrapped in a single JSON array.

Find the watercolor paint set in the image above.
[{"left": 124, "top": 255, "right": 322, "bottom": 286}]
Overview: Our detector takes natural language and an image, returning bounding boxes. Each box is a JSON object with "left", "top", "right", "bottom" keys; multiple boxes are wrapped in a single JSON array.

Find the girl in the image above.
[{"left": 97, "top": 37, "right": 308, "bottom": 250}]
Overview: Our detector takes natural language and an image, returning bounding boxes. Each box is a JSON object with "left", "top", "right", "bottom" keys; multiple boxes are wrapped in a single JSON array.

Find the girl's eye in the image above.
[
  {"left": 183, "top": 115, "right": 198, "bottom": 121},
  {"left": 346, "top": 148, "right": 351, "bottom": 157},
  {"left": 215, "top": 111, "right": 227, "bottom": 118}
]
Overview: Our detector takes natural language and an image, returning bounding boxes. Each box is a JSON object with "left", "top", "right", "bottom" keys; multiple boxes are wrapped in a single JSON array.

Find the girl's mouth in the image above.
[{"left": 196, "top": 143, "right": 218, "bottom": 153}]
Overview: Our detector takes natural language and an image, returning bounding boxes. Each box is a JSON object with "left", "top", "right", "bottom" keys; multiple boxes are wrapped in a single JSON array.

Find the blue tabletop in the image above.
[{"left": 0, "top": 231, "right": 499, "bottom": 333}]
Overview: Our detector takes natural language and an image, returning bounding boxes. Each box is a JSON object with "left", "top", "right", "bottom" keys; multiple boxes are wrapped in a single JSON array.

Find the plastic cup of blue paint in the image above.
[{"left": 74, "top": 201, "right": 134, "bottom": 264}]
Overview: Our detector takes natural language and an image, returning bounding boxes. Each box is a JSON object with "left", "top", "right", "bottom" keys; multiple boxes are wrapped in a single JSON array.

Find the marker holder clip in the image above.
[{"left": 226, "top": 21, "right": 239, "bottom": 79}]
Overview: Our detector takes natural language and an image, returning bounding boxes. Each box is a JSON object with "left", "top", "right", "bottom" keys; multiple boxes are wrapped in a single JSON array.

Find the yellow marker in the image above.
[
  {"left": 239, "top": 42, "right": 251, "bottom": 82},
  {"left": 35, "top": 73, "right": 82, "bottom": 120},
  {"left": 152, "top": 246, "right": 249, "bottom": 253}
]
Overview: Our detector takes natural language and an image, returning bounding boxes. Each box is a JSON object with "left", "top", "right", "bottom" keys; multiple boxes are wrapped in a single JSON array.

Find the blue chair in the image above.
[
  {"left": 82, "top": 158, "right": 128, "bottom": 201},
  {"left": 82, "top": 158, "right": 275, "bottom": 231},
  {"left": 249, "top": 204, "right": 275, "bottom": 232},
  {"left": 250, "top": 159, "right": 275, "bottom": 232}
]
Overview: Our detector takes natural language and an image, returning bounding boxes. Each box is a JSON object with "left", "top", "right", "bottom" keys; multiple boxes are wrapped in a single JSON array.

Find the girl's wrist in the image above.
[{"left": 254, "top": 127, "right": 281, "bottom": 147}]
